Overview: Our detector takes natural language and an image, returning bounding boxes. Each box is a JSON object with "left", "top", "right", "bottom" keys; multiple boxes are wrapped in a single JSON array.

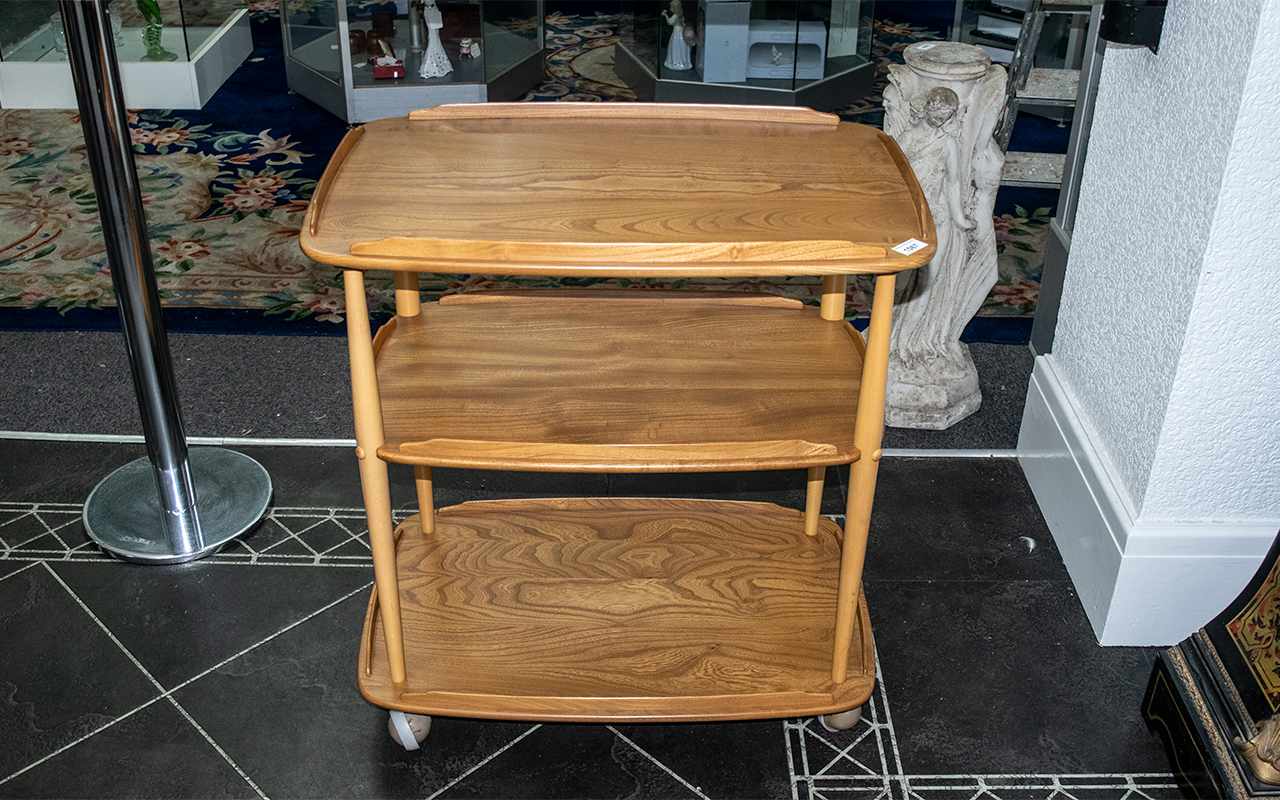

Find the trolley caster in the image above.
[
  {"left": 388, "top": 710, "right": 431, "bottom": 750},
  {"left": 818, "top": 705, "right": 863, "bottom": 732}
]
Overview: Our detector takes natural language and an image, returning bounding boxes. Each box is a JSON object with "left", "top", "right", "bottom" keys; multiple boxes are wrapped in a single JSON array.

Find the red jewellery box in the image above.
[{"left": 373, "top": 59, "right": 404, "bottom": 79}]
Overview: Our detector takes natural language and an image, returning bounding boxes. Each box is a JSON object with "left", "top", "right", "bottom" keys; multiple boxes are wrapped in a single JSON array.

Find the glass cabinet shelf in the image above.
[
  {"left": 616, "top": 0, "right": 874, "bottom": 110},
  {"left": 282, "top": 0, "right": 544, "bottom": 123},
  {"left": 0, "top": 0, "right": 251, "bottom": 109}
]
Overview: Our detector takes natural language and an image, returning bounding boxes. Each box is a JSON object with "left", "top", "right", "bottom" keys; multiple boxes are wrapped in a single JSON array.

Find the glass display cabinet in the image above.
[
  {"left": 0, "top": 0, "right": 251, "bottom": 109},
  {"left": 281, "top": 0, "right": 544, "bottom": 123},
  {"left": 616, "top": 0, "right": 874, "bottom": 109},
  {"left": 951, "top": 0, "right": 1089, "bottom": 69}
]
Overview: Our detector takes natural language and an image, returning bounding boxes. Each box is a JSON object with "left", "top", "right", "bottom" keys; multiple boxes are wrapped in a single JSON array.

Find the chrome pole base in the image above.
[{"left": 84, "top": 448, "right": 272, "bottom": 564}]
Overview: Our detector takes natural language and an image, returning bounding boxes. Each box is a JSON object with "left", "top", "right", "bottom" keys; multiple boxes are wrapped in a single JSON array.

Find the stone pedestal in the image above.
[
  {"left": 886, "top": 342, "right": 981, "bottom": 429},
  {"left": 883, "top": 43, "right": 1006, "bottom": 429}
]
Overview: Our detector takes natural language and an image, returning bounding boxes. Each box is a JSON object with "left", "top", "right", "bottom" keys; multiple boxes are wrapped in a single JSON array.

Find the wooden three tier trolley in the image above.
[{"left": 300, "top": 102, "right": 935, "bottom": 748}]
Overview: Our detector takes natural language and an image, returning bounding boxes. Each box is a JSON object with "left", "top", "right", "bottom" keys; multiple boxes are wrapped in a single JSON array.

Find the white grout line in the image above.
[
  {"left": 876, "top": 651, "right": 907, "bottom": 795},
  {"left": 164, "top": 698, "right": 271, "bottom": 800},
  {"left": 424, "top": 724, "right": 544, "bottom": 800},
  {"left": 165, "top": 696, "right": 270, "bottom": 793},
  {"left": 0, "top": 502, "right": 384, "bottom": 567},
  {"left": 39, "top": 563, "right": 170, "bottom": 691},
  {"left": 0, "top": 552, "right": 375, "bottom": 567},
  {"left": 0, "top": 693, "right": 154, "bottom": 790},
  {"left": 4, "top": 558, "right": 1182, "bottom": 797},
  {"left": 0, "top": 564, "right": 371, "bottom": 794},
  {"left": 607, "top": 726, "right": 714, "bottom": 800},
  {"left": 0, "top": 560, "right": 40, "bottom": 583},
  {"left": 157, "top": 581, "right": 374, "bottom": 698},
  {"left": 34, "top": 562, "right": 270, "bottom": 798}
]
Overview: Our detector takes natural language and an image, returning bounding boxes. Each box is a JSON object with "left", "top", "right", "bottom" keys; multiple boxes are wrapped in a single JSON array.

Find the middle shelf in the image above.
[{"left": 371, "top": 290, "right": 868, "bottom": 473}]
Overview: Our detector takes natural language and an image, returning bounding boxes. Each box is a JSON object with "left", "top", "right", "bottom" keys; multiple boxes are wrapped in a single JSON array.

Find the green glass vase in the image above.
[{"left": 137, "top": 0, "right": 178, "bottom": 61}]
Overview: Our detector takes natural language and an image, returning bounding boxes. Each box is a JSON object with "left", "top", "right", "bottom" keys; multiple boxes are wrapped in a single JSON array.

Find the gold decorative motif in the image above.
[
  {"left": 1236, "top": 716, "right": 1280, "bottom": 786},
  {"left": 1226, "top": 559, "right": 1280, "bottom": 710}
]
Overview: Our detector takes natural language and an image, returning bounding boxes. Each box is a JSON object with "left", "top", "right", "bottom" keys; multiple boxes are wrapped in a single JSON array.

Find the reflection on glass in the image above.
[
  {"left": 0, "top": 1, "right": 63, "bottom": 63},
  {"left": 621, "top": 0, "right": 873, "bottom": 92},
  {"left": 49, "top": 13, "right": 66, "bottom": 57},
  {"left": 334, "top": 0, "right": 541, "bottom": 89},
  {"left": 482, "top": 0, "right": 542, "bottom": 83},
  {"left": 138, "top": 0, "right": 180, "bottom": 61},
  {"left": 0, "top": 0, "right": 245, "bottom": 64},
  {"left": 284, "top": 0, "right": 342, "bottom": 81},
  {"left": 109, "top": 4, "right": 126, "bottom": 45}
]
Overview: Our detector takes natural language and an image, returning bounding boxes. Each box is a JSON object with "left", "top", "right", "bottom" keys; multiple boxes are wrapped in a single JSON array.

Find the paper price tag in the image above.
[{"left": 892, "top": 238, "right": 928, "bottom": 256}]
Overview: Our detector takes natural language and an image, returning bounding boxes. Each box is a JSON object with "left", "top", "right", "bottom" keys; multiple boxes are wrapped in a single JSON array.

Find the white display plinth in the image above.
[{"left": 0, "top": 10, "right": 251, "bottom": 110}]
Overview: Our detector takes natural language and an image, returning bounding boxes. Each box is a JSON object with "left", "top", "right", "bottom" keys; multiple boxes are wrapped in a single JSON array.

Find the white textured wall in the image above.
[
  {"left": 1051, "top": 0, "right": 1266, "bottom": 516},
  {"left": 1020, "top": 0, "right": 1280, "bottom": 642},
  {"left": 1139, "top": 3, "right": 1280, "bottom": 520}
]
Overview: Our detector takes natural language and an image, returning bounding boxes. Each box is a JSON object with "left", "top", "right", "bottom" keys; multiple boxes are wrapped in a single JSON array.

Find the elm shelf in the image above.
[
  {"left": 359, "top": 498, "right": 875, "bottom": 722},
  {"left": 372, "top": 291, "right": 866, "bottom": 473},
  {"left": 298, "top": 102, "right": 935, "bottom": 740}
]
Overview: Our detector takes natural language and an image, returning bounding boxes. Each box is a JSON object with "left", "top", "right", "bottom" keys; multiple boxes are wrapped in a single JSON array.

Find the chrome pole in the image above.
[{"left": 66, "top": 0, "right": 271, "bottom": 562}]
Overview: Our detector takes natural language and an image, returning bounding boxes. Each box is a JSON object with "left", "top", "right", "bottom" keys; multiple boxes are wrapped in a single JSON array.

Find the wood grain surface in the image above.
[
  {"left": 408, "top": 102, "right": 841, "bottom": 125},
  {"left": 358, "top": 498, "right": 875, "bottom": 721},
  {"left": 370, "top": 292, "right": 864, "bottom": 472},
  {"left": 301, "top": 103, "right": 935, "bottom": 276}
]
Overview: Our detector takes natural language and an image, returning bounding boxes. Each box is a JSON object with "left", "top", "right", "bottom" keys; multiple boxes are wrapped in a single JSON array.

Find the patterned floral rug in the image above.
[{"left": 0, "top": 6, "right": 1048, "bottom": 335}]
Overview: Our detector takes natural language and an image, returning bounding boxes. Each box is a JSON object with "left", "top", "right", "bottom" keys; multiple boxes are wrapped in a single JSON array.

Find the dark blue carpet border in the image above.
[{"left": 848, "top": 314, "right": 1031, "bottom": 345}]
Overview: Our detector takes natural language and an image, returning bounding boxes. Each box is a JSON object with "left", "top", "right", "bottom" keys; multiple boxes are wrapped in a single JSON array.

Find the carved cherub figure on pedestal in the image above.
[{"left": 882, "top": 42, "right": 1007, "bottom": 429}]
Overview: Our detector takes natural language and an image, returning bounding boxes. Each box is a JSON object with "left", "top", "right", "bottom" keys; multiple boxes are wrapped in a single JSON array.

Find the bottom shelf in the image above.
[{"left": 359, "top": 497, "right": 875, "bottom": 722}]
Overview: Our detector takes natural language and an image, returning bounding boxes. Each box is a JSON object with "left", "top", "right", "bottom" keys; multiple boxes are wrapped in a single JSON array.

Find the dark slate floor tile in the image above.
[
  {"left": 49, "top": 560, "right": 372, "bottom": 690},
  {"left": 171, "top": 589, "right": 547, "bottom": 799},
  {"left": 172, "top": 586, "right": 783, "bottom": 799},
  {"left": 0, "top": 565, "right": 160, "bottom": 780},
  {"left": 0, "top": 440, "right": 147, "bottom": 504},
  {"left": 866, "top": 457, "right": 1064, "bottom": 582},
  {"left": 612, "top": 720, "right": 793, "bottom": 799},
  {"left": 865, "top": 579, "right": 1168, "bottom": 776},
  {"left": 0, "top": 700, "right": 258, "bottom": 799},
  {"left": 0, "top": 559, "right": 30, "bottom": 580},
  {"left": 436, "top": 723, "right": 708, "bottom": 800},
  {"left": 0, "top": 507, "right": 82, "bottom": 553},
  {"left": 234, "top": 445, "right": 366, "bottom": 509}
]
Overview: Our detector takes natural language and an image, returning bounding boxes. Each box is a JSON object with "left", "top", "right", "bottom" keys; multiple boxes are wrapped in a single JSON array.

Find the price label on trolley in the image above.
[{"left": 892, "top": 238, "right": 928, "bottom": 256}]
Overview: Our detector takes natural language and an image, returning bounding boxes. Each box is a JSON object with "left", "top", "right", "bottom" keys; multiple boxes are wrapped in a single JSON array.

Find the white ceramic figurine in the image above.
[{"left": 419, "top": 1, "right": 453, "bottom": 78}]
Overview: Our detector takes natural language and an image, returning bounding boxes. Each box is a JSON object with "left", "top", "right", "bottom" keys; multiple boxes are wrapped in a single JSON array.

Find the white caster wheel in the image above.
[
  {"left": 388, "top": 710, "right": 431, "bottom": 750},
  {"left": 818, "top": 706, "right": 863, "bottom": 732}
]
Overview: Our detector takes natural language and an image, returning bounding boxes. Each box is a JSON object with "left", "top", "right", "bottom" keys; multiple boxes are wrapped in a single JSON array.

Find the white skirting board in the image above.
[{"left": 1017, "top": 356, "right": 1278, "bottom": 646}]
